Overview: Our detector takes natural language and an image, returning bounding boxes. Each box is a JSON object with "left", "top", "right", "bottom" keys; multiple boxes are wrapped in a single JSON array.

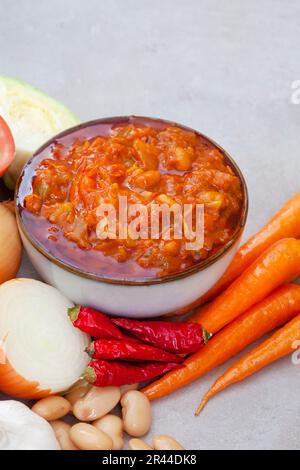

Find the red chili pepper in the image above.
[
  {"left": 112, "top": 318, "right": 211, "bottom": 354},
  {"left": 84, "top": 360, "right": 183, "bottom": 386},
  {"left": 86, "top": 339, "right": 183, "bottom": 363},
  {"left": 68, "top": 305, "right": 127, "bottom": 339}
]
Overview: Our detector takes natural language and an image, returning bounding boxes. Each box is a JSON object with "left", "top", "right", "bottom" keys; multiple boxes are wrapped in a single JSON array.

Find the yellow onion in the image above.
[
  {"left": 0, "top": 203, "right": 22, "bottom": 283},
  {"left": 0, "top": 278, "right": 90, "bottom": 398}
]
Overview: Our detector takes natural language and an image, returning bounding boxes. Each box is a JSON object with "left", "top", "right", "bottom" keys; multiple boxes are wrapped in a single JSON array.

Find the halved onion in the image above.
[{"left": 0, "top": 278, "right": 90, "bottom": 399}]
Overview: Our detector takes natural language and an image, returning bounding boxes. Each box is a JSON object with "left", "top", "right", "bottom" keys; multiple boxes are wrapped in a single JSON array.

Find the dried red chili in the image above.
[
  {"left": 68, "top": 305, "right": 127, "bottom": 340},
  {"left": 84, "top": 360, "right": 182, "bottom": 386},
  {"left": 112, "top": 318, "right": 211, "bottom": 354},
  {"left": 86, "top": 339, "right": 183, "bottom": 363}
]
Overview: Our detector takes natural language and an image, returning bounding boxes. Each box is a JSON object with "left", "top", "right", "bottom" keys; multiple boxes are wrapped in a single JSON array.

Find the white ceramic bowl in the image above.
[{"left": 16, "top": 116, "right": 248, "bottom": 318}]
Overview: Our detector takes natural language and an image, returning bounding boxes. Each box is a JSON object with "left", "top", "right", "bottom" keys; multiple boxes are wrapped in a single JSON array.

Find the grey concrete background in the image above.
[{"left": 1, "top": 0, "right": 300, "bottom": 450}]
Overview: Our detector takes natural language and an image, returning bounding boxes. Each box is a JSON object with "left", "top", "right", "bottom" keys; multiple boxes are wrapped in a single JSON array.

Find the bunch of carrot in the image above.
[{"left": 142, "top": 193, "right": 300, "bottom": 414}]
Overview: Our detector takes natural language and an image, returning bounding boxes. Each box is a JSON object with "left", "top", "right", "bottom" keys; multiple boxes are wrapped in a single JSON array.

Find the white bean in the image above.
[
  {"left": 32, "top": 396, "right": 71, "bottom": 421},
  {"left": 120, "top": 383, "right": 139, "bottom": 396},
  {"left": 121, "top": 390, "right": 151, "bottom": 437},
  {"left": 128, "top": 438, "right": 153, "bottom": 450},
  {"left": 65, "top": 381, "right": 91, "bottom": 406},
  {"left": 73, "top": 386, "right": 121, "bottom": 421},
  {"left": 153, "top": 435, "right": 185, "bottom": 450},
  {"left": 50, "top": 420, "right": 78, "bottom": 450},
  {"left": 93, "top": 414, "right": 124, "bottom": 450},
  {"left": 70, "top": 423, "right": 113, "bottom": 450}
]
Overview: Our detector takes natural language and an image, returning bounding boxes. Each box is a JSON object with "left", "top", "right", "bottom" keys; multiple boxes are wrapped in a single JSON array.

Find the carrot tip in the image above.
[{"left": 195, "top": 398, "right": 208, "bottom": 416}]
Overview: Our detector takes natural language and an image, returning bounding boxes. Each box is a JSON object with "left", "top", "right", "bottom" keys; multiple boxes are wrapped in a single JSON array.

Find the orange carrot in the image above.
[
  {"left": 198, "top": 193, "right": 300, "bottom": 305},
  {"left": 142, "top": 283, "right": 300, "bottom": 400},
  {"left": 191, "top": 238, "right": 300, "bottom": 334},
  {"left": 195, "top": 312, "right": 300, "bottom": 415}
]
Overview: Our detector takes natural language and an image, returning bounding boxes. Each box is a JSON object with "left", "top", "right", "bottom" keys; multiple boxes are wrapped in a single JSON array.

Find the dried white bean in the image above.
[
  {"left": 120, "top": 383, "right": 138, "bottom": 396},
  {"left": 73, "top": 386, "right": 121, "bottom": 421},
  {"left": 65, "top": 381, "right": 91, "bottom": 406},
  {"left": 32, "top": 396, "right": 71, "bottom": 421},
  {"left": 153, "top": 435, "right": 185, "bottom": 450},
  {"left": 128, "top": 438, "right": 153, "bottom": 450},
  {"left": 70, "top": 423, "right": 113, "bottom": 450},
  {"left": 93, "top": 414, "right": 123, "bottom": 450},
  {"left": 50, "top": 420, "right": 78, "bottom": 450},
  {"left": 121, "top": 390, "right": 151, "bottom": 437}
]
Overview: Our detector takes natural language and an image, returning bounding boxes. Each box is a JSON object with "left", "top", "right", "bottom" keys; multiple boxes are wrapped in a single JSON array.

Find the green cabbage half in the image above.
[{"left": 0, "top": 76, "right": 80, "bottom": 189}]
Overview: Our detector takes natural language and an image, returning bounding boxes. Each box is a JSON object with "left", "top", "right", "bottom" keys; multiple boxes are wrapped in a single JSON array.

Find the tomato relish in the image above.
[{"left": 22, "top": 122, "right": 244, "bottom": 280}]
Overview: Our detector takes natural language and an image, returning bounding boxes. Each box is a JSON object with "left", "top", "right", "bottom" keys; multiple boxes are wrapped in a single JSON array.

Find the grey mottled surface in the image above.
[{"left": 0, "top": 0, "right": 300, "bottom": 450}]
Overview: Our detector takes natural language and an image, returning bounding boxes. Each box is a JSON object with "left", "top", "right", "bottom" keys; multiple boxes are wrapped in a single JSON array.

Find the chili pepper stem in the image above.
[
  {"left": 85, "top": 343, "right": 95, "bottom": 357},
  {"left": 68, "top": 305, "right": 81, "bottom": 322},
  {"left": 202, "top": 328, "right": 212, "bottom": 345},
  {"left": 84, "top": 366, "right": 97, "bottom": 384}
]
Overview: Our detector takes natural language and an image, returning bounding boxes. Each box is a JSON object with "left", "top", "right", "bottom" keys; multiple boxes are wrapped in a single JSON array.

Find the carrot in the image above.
[
  {"left": 195, "top": 312, "right": 300, "bottom": 415},
  {"left": 142, "top": 283, "right": 300, "bottom": 400},
  {"left": 198, "top": 193, "right": 300, "bottom": 305},
  {"left": 191, "top": 238, "right": 300, "bottom": 334}
]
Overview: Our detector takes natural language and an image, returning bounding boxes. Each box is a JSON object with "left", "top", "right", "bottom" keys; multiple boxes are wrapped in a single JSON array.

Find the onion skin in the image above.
[
  {"left": 0, "top": 204, "right": 22, "bottom": 283},
  {"left": 0, "top": 347, "right": 51, "bottom": 399}
]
